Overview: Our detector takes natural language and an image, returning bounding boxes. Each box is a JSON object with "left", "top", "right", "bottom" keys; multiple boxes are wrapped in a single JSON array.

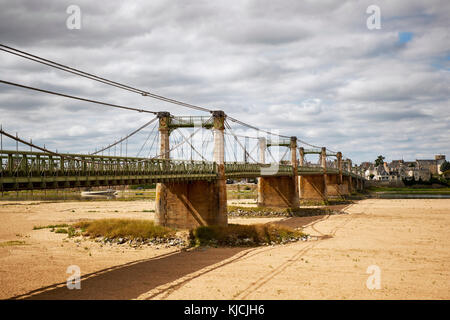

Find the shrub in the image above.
[{"left": 190, "top": 224, "right": 305, "bottom": 247}]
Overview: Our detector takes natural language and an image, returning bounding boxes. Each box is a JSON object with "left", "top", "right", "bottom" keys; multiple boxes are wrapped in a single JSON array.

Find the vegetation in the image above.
[
  {"left": 33, "top": 224, "right": 69, "bottom": 230},
  {"left": 374, "top": 155, "right": 385, "bottom": 167},
  {"left": 129, "top": 184, "right": 156, "bottom": 190},
  {"left": 190, "top": 223, "right": 305, "bottom": 247},
  {"left": 73, "top": 219, "right": 175, "bottom": 240},
  {"left": 440, "top": 161, "right": 450, "bottom": 173},
  {"left": 367, "top": 186, "right": 450, "bottom": 194},
  {"left": 298, "top": 198, "right": 353, "bottom": 206},
  {"left": 0, "top": 240, "right": 27, "bottom": 247},
  {"left": 402, "top": 176, "right": 450, "bottom": 187}
]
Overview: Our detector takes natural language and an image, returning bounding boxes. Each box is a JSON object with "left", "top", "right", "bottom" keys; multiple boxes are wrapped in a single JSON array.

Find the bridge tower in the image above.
[
  {"left": 257, "top": 136, "right": 299, "bottom": 208},
  {"left": 325, "top": 151, "right": 345, "bottom": 197},
  {"left": 299, "top": 147, "right": 328, "bottom": 200},
  {"left": 154, "top": 111, "right": 227, "bottom": 229},
  {"left": 343, "top": 159, "right": 353, "bottom": 194}
]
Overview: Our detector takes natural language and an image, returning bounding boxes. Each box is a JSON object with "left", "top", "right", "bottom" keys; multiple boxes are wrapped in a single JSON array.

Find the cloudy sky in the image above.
[{"left": 0, "top": 0, "right": 449, "bottom": 164}]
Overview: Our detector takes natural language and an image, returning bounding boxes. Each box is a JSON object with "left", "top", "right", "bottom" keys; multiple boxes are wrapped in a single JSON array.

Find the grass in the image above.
[
  {"left": 190, "top": 223, "right": 305, "bottom": 247},
  {"left": 228, "top": 206, "right": 343, "bottom": 217},
  {"left": 367, "top": 186, "right": 450, "bottom": 195},
  {"left": 33, "top": 224, "right": 69, "bottom": 230},
  {"left": 0, "top": 240, "right": 27, "bottom": 247},
  {"left": 227, "top": 206, "right": 281, "bottom": 213},
  {"left": 299, "top": 198, "right": 353, "bottom": 206},
  {"left": 73, "top": 218, "right": 175, "bottom": 240}
]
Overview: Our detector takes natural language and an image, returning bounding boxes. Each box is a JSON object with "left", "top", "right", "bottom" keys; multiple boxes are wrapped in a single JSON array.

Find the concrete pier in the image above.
[
  {"left": 299, "top": 147, "right": 328, "bottom": 200},
  {"left": 155, "top": 111, "right": 228, "bottom": 229},
  {"left": 257, "top": 137, "right": 299, "bottom": 208}
]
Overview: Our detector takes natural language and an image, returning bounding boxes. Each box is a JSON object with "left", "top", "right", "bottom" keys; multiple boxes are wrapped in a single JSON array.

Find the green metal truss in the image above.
[{"left": 0, "top": 150, "right": 363, "bottom": 191}]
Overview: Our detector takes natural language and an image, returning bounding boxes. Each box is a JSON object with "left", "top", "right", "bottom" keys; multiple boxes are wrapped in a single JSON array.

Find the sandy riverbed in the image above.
[{"left": 0, "top": 199, "right": 449, "bottom": 299}]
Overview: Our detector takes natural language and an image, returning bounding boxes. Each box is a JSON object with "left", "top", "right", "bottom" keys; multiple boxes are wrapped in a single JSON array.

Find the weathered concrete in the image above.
[
  {"left": 212, "top": 111, "right": 228, "bottom": 226},
  {"left": 155, "top": 111, "right": 228, "bottom": 229},
  {"left": 257, "top": 136, "right": 299, "bottom": 208},
  {"left": 156, "top": 180, "right": 223, "bottom": 229},
  {"left": 300, "top": 174, "right": 327, "bottom": 200},
  {"left": 155, "top": 112, "right": 171, "bottom": 227},
  {"left": 325, "top": 174, "right": 342, "bottom": 197},
  {"left": 258, "top": 175, "right": 299, "bottom": 208},
  {"left": 343, "top": 175, "right": 353, "bottom": 194}
]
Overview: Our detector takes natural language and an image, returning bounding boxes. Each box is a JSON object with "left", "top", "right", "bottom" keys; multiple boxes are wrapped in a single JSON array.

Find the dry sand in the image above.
[{"left": 0, "top": 198, "right": 449, "bottom": 299}]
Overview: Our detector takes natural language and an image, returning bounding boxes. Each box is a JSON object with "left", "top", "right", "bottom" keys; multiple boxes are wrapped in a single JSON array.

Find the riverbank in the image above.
[
  {"left": 0, "top": 199, "right": 449, "bottom": 299},
  {"left": 367, "top": 186, "right": 450, "bottom": 195}
]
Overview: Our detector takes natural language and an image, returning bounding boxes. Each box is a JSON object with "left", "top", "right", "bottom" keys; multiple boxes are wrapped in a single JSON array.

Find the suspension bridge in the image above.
[{"left": 0, "top": 44, "right": 365, "bottom": 229}]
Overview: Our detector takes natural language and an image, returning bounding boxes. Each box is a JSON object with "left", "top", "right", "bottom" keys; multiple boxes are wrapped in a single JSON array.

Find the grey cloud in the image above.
[{"left": 0, "top": 0, "right": 449, "bottom": 163}]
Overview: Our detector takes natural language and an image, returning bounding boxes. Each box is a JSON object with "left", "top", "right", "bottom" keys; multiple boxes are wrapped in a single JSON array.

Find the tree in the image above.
[
  {"left": 440, "top": 161, "right": 450, "bottom": 173},
  {"left": 374, "top": 155, "right": 385, "bottom": 167}
]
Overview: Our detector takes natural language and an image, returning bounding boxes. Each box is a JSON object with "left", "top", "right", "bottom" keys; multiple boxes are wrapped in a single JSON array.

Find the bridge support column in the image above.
[
  {"left": 346, "top": 160, "right": 353, "bottom": 194},
  {"left": 337, "top": 151, "right": 348, "bottom": 196},
  {"left": 299, "top": 147, "right": 328, "bottom": 200},
  {"left": 155, "top": 112, "right": 171, "bottom": 227},
  {"left": 325, "top": 174, "right": 341, "bottom": 197},
  {"left": 328, "top": 151, "right": 347, "bottom": 197},
  {"left": 212, "top": 111, "right": 228, "bottom": 226},
  {"left": 155, "top": 111, "right": 228, "bottom": 229},
  {"left": 257, "top": 137, "right": 299, "bottom": 208}
]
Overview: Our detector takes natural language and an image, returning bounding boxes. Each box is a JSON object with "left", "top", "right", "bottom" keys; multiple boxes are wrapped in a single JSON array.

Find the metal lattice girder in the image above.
[
  {"left": 224, "top": 162, "right": 293, "bottom": 178},
  {"left": 298, "top": 166, "right": 324, "bottom": 175},
  {"left": 302, "top": 148, "right": 322, "bottom": 154},
  {"left": 266, "top": 138, "right": 291, "bottom": 147},
  {"left": 0, "top": 150, "right": 365, "bottom": 191},
  {"left": 0, "top": 150, "right": 217, "bottom": 191},
  {"left": 326, "top": 151, "right": 338, "bottom": 157},
  {"left": 169, "top": 116, "right": 214, "bottom": 129}
]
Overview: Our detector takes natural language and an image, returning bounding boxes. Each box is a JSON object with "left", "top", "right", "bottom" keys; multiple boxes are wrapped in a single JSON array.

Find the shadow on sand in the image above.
[
  {"left": 12, "top": 213, "right": 335, "bottom": 300},
  {"left": 12, "top": 247, "right": 248, "bottom": 300}
]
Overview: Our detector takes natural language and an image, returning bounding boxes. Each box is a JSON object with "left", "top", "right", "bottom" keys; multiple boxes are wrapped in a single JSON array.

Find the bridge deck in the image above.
[{"left": 0, "top": 150, "right": 362, "bottom": 191}]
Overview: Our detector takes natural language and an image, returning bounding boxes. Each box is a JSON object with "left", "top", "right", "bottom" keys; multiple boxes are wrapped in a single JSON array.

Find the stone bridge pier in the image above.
[
  {"left": 325, "top": 151, "right": 344, "bottom": 197},
  {"left": 299, "top": 147, "right": 328, "bottom": 200},
  {"left": 257, "top": 137, "right": 299, "bottom": 208},
  {"left": 341, "top": 159, "right": 353, "bottom": 195},
  {"left": 155, "top": 111, "right": 227, "bottom": 229}
]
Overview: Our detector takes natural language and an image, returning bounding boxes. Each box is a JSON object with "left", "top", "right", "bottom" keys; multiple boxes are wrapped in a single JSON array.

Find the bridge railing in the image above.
[
  {"left": 298, "top": 166, "right": 324, "bottom": 174},
  {"left": 0, "top": 150, "right": 218, "bottom": 190},
  {"left": 225, "top": 162, "right": 293, "bottom": 178},
  {"left": 326, "top": 168, "right": 340, "bottom": 174}
]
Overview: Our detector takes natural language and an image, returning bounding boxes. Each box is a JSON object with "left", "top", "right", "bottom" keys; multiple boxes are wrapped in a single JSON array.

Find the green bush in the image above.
[{"left": 190, "top": 224, "right": 305, "bottom": 247}]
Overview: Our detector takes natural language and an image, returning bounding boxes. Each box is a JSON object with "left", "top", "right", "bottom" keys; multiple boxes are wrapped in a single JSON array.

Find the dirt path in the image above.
[{"left": 0, "top": 199, "right": 449, "bottom": 299}]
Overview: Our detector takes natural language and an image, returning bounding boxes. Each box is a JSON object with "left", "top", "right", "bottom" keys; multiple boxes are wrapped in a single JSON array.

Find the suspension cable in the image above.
[
  {"left": 224, "top": 120, "right": 258, "bottom": 163},
  {"left": 92, "top": 117, "right": 158, "bottom": 155},
  {"left": 1, "top": 44, "right": 339, "bottom": 154},
  {"left": 174, "top": 129, "right": 207, "bottom": 161},
  {"left": 0, "top": 80, "right": 157, "bottom": 115}
]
